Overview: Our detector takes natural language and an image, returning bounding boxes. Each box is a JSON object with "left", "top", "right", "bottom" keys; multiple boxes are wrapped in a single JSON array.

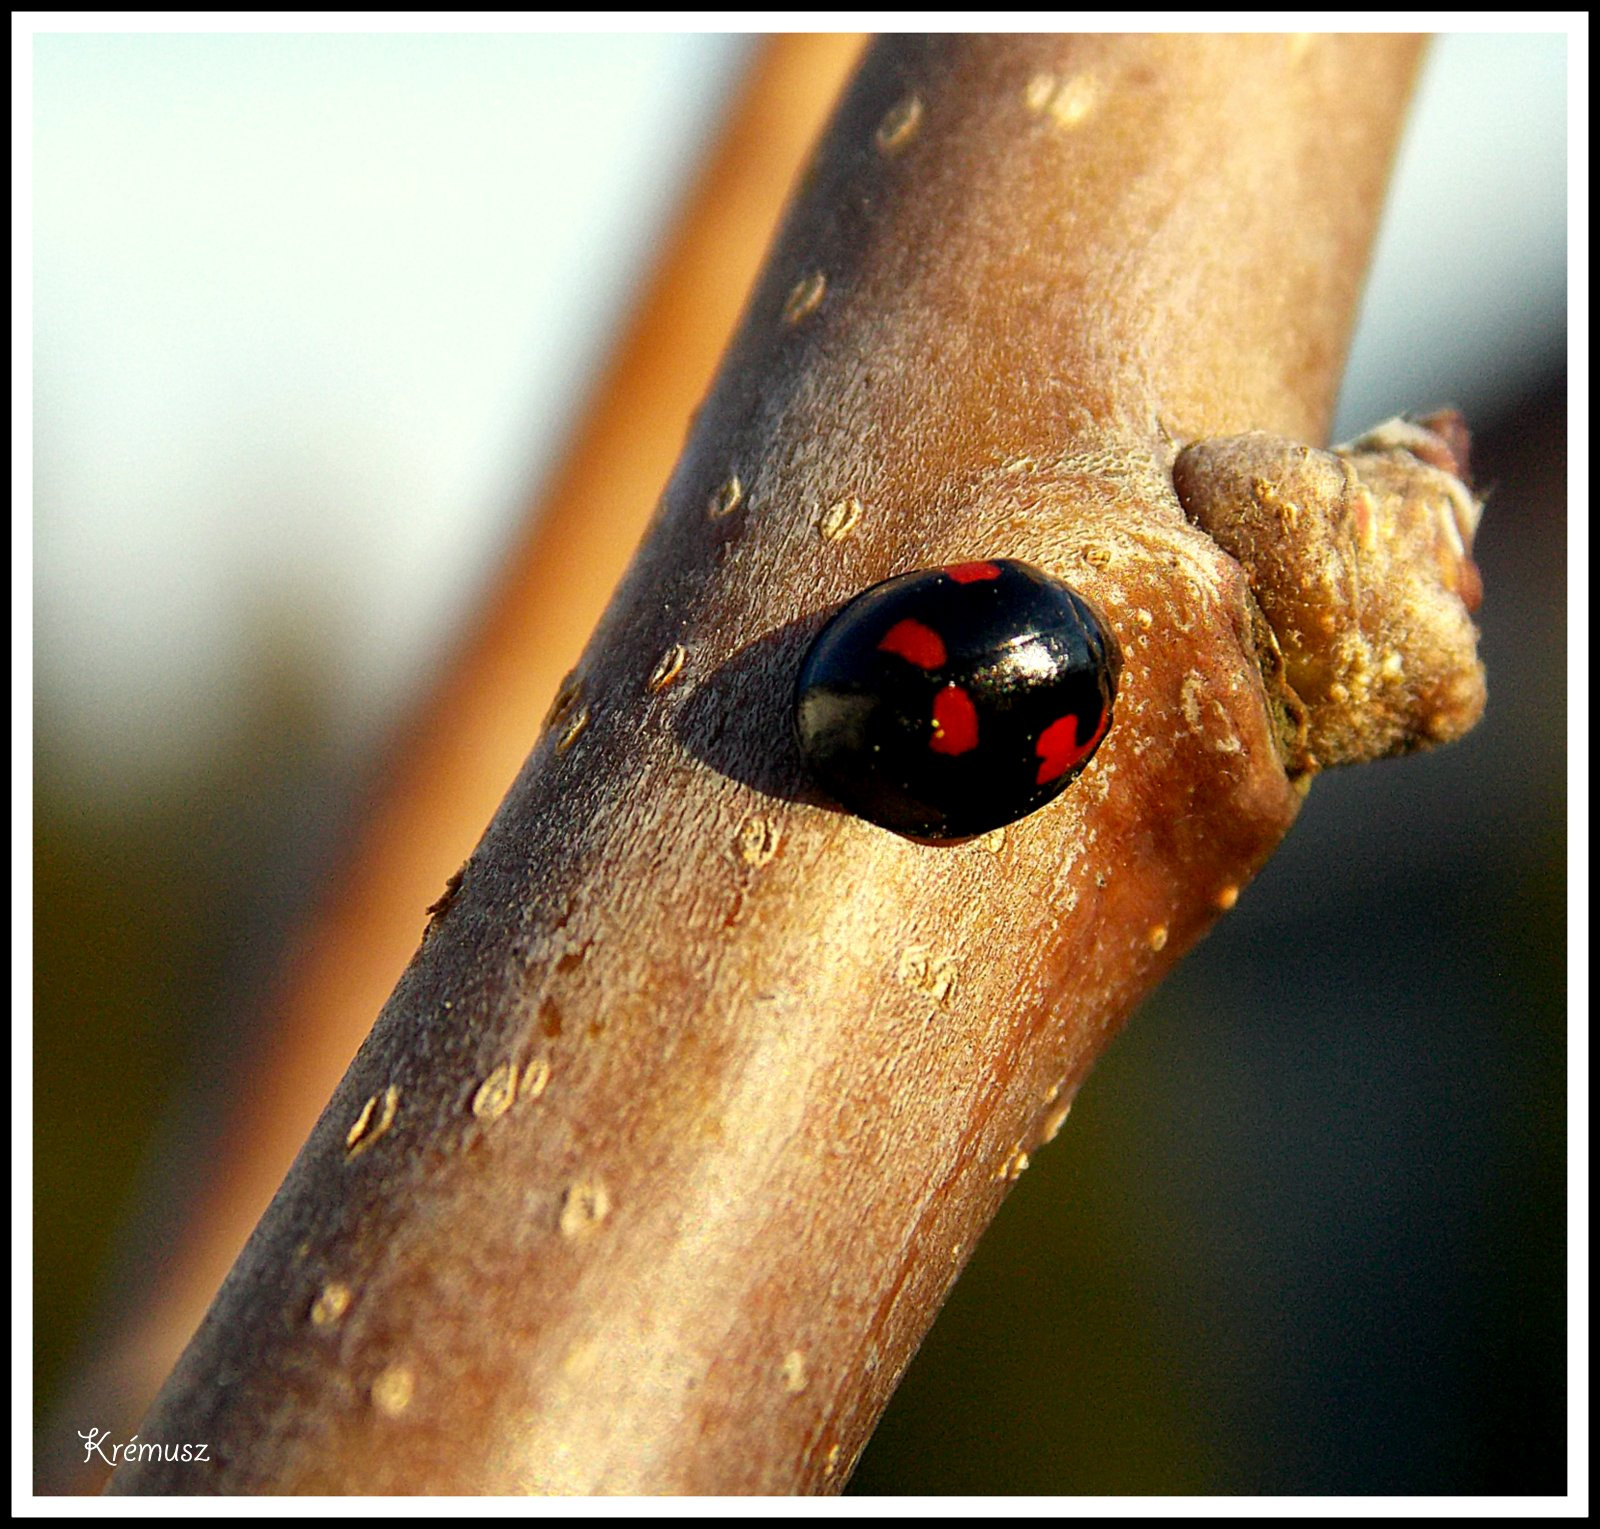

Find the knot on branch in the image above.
[{"left": 1172, "top": 411, "right": 1487, "bottom": 773}]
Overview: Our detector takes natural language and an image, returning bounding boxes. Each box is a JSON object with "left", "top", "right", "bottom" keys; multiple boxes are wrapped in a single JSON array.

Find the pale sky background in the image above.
[{"left": 30, "top": 30, "right": 1569, "bottom": 802}]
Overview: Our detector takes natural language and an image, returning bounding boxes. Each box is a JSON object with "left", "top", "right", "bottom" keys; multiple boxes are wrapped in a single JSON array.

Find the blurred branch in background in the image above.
[{"left": 31, "top": 28, "right": 1569, "bottom": 1496}]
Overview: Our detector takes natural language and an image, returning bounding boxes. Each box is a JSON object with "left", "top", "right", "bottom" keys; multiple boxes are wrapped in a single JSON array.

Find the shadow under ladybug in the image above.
[{"left": 677, "top": 560, "right": 1122, "bottom": 845}]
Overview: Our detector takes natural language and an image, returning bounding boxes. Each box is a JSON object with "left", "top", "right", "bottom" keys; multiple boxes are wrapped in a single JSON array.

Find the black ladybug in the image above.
[{"left": 794, "top": 559, "right": 1121, "bottom": 840}]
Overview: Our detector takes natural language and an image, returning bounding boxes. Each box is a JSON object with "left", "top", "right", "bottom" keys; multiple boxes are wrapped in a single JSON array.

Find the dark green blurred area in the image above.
[
  {"left": 34, "top": 378, "right": 1566, "bottom": 1494},
  {"left": 34, "top": 773, "right": 196, "bottom": 1417},
  {"left": 34, "top": 632, "right": 340, "bottom": 1429}
]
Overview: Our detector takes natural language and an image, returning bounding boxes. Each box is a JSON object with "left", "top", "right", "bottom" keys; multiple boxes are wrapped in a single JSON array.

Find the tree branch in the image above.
[{"left": 111, "top": 34, "right": 1478, "bottom": 1495}]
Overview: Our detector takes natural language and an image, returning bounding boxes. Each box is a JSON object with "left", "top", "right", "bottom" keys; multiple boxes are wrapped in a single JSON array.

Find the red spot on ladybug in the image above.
[
  {"left": 945, "top": 561, "right": 1003, "bottom": 584},
  {"left": 1034, "top": 706, "right": 1109, "bottom": 785},
  {"left": 878, "top": 618, "right": 947, "bottom": 670},
  {"left": 930, "top": 684, "right": 979, "bottom": 755}
]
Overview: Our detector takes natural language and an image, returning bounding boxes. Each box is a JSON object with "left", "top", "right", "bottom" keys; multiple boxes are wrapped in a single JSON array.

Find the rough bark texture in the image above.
[
  {"left": 111, "top": 34, "right": 1428, "bottom": 1494},
  {"left": 1174, "top": 412, "right": 1487, "bottom": 770}
]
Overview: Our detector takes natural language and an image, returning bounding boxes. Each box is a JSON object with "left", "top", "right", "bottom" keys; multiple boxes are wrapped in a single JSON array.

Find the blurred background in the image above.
[{"left": 31, "top": 30, "right": 1569, "bottom": 1495}]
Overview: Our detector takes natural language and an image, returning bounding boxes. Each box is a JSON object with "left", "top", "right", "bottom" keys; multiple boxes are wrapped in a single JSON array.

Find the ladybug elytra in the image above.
[{"left": 794, "top": 559, "right": 1121, "bottom": 840}]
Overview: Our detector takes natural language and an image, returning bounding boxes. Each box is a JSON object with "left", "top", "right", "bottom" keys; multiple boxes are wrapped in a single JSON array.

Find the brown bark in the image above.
[{"left": 111, "top": 34, "right": 1432, "bottom": 1494}]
